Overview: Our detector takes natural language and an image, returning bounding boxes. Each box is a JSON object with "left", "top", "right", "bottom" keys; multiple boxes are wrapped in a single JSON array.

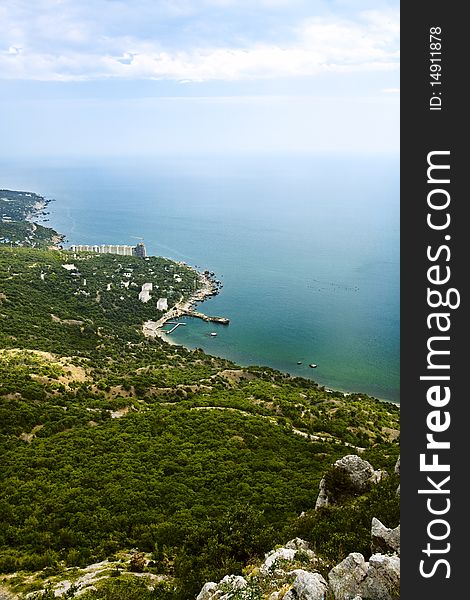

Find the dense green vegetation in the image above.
[
  {"left": 0, "top": 190, "right": 60, "bottom": 248},
  {"left": 0, "top": 195, "right": 399, "bottom": 598}
]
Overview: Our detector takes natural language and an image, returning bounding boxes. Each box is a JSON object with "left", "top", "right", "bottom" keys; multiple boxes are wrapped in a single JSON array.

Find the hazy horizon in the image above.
[{"left": 1, "top": 0, "right": 399, "bottom": 159}]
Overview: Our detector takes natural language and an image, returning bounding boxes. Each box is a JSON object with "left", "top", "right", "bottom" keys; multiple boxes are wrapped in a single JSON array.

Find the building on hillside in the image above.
[
  {"left": 134, "top": 242, "right": 147, "bottom": 258},
  {"left": 139, "top": 282, "right": 153, "bottom": 303},
  {"left": 139, "top": 290, "right": 151, "bottom": 303},
  {"left": 70, "top": 242, "right": 147, "bottom": 257},
  {"left": 157, "top": 298, "right": 168, "bottom": 311}
]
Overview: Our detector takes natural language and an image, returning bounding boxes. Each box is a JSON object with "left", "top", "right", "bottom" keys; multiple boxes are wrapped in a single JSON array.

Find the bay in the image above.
[{"left": 1, "top": 153, "right": 399, "bottom": 402}]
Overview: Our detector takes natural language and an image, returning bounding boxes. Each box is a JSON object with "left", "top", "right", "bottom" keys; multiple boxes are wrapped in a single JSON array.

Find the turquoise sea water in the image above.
[{"left": 1, "top": 154, "right": 399, "bottom": 402}]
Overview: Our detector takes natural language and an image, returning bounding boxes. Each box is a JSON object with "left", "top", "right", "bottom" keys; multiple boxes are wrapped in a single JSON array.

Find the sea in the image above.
[{"left": 1, "top": 154, "right": 400, "bottom": 403}]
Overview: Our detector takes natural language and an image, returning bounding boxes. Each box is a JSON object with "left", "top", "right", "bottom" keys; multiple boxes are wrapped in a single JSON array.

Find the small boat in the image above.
[
  {"left": 297, "top": 361, "right": 302, "bottom": 365},
  {"left": 309, "top": 363, "right": 318, "bottom": 368},
  {"left": 210, "top": 332, "right": 217, "bottom": 337}
]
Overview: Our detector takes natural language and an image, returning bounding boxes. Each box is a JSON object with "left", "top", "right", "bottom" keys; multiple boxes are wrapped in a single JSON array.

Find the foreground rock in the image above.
[
  {"left": 315, "top": 454, "right": 386, "bottom": 509},
  {"left": 283, "top": 570, "right": 328, "bottom": 600},
  {"left": 196, "top": 534, "right": 400, "bottom": 600},
  {"left": 196, "top": 575, "right": 248, "bottom": 600},
  {"left": 261, "top": 538, "right": 318, "bottom": 576},
  {"left": 328, "top": 552, "right": 400, "bottom": 600},
  {"left": 394, "top": 456, "right": 400, "bottom": 496},
  {"left": 371, "top": 518, "right": 400, "bottom": 556},
  {"left": 328, "top": 553, "right": 369, "bottom": 600},
  {"left": 196, "top": 522, "right": 400, "bottom": 600}
]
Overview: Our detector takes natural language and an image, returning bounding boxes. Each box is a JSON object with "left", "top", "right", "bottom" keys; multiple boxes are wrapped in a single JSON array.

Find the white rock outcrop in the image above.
[
  {"left": 260, "top": 538, "right": 317, "bottom": 575},
  {"left": 329, "top": 552, "right": 400, "bottom": 600},
  {"left": 361, "top": 554, "right": 400, "bottom": 600},
  {"left": 315, "top": 454, "right": 386, "bottom": 509},
  {"left": 196, "top": 575, "right": 248, "bottom": 600},
  {"left": 371, "top": 518, "right": 400, "bottom": 556},
  {"left": 328, "top": 552, "right": 369, "bottom": 600},
  {"left": 283, "top": 570, "right": 328, "bottom": 600},
  {"left": 196, "top": 582, "right": 218, "bottom": 600}
]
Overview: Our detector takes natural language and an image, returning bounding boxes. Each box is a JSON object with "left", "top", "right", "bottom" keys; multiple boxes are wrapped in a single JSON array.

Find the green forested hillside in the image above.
[
  {"left": 0, "top": 244, "right": 399, "bottom": 599},
  {"left": 0, "top": 190, "right": 60, "bottom": 248}
]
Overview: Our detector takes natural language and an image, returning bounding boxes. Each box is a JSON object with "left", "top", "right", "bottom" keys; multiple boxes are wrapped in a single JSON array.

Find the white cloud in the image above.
[{"left": 0, "top": 5, "right": 399, "bottom": 82}]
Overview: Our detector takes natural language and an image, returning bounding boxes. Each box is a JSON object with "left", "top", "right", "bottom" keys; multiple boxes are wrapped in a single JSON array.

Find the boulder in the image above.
[
  {"left": 285, "top": 538, "right": 311, "bottom": 552},
  {"left": 333, "top": 455, "right": 381, "bottom": 490},
  {"left": 315, "top": 455, "right": 385, "bottom": 508},
  {"left": 315, "top": 477, "right": 329, "bottom": 509},
  {"left": 261, "top": 539, "right": 316, "bottom": 575},
  {"left": 329, "top": 553, "right": 400, "bottom": 600},
  {"left": 219, "top": 575, "right": 247, "bottom": 591},
  {"left": 361, "top": 554, "right": 400, "bottom": 600},
  {"left": 261, "top": 547, "right": 297, "bottom": 575},
  {"left": 196, "top": 582, "right": 218, "bottom": 600},
  {"left": 328, "top": 553, "right": 368, "bottom": 600},
  {"left": 196, "top": 575, "right": 247, "bottom": 600},
  {"left": 371, "top": 518, "right": 400, "bottom": 556},
  {"left": 283, "top": 570, "right": 328, "bottom": 600}
]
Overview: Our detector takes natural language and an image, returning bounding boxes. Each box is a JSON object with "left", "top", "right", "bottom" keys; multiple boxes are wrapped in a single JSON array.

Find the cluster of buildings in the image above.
[
  {"left": 138, "top": 282, "right": 168, "bottom": 310},
  {"left": 70, "top": 242, "right": 147, "bottom": 258},
  {"left": 66, "top": 241, "right": 175, "bottom": 312}
]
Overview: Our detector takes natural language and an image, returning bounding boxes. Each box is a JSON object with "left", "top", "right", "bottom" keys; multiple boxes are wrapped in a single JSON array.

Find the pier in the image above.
[
  {"left": 164, "top": 322, "right": 187, "bottom": 334},
  {"left": 143, "top": 270, "right": 229, "bottom": 342},
  {"left": 180, "top": 309, "right": 230, "bottom": 324},
  {"left": 162, "top": 310, "right": 229, "bottom": 334}
]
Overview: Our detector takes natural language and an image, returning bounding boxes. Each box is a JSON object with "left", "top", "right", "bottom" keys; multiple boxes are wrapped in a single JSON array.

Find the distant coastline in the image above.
[
  {"left": 2, "top": 188, "right": 228, "bottom": 351},
  {"left": 0, "top": 189, "right": 65, "bottom": 249},
  {"left": 1, "top": 178, "right": 399, "bottom": 404}
]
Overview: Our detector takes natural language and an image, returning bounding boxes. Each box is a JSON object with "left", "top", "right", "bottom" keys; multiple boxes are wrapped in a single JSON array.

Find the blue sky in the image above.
[{"left": 0, "top": 0, "right": 399, "bottom": 157}]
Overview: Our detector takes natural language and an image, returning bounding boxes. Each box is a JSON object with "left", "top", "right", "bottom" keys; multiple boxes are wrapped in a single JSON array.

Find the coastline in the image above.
[
  {"left": 31, "top": 196, "right": 66, "bottom": 250},
  {"left": 142, "top": 271, "right": 399, "bottom": 406},
  {"left": 143, "top": 269, "right": 226, "bottom": 344},
  {"left": 3, "top": 187, "right": 397, "bottom": 403}
]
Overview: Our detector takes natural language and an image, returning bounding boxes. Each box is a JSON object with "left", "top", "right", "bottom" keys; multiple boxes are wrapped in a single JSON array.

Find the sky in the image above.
[{"left": 0, "top": 0, "right": 399, "bottom": 158}]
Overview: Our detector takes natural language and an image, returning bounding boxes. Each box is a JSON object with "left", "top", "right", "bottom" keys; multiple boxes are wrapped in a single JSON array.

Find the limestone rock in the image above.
[
  {"left": 334, "top": 455, "right": 378, "bottom": 490},
  {"left": 369, "top": 469, "right": 387, "bottom": 484},
  {"left": 261, "top": 539, "right": 316, "bottom": 575},
  {"left": 328, "top": 552, "right": 368, "bottom": 600},
  {"left": 315, "top": 454, "right": 385, "bottom": 508},
  {"left": 196, "top": 575, "right": 247, "bottom": 600},
  {"left": 283, "top": 570, "right": 328, "bottom": 600},
  {"left": 285, "top": 537, "right": 311, "bottom": 552},
  {"left": 361, "top": 554, "right": 400, "bottom": 600},
  {"left": 329, "top": 553, "right": 400, "bottom": 600},
  {"left": 394, "top": 457, "right": 400, "bottom": 496},
  {"left": 261, "top": 547, "right": 297, "bottom": 575},
  {"left": 371, "top": 518, "right": 400, "bottom": 556},
  {"left": 315, "top": 477, "right": 329, "bottom": 509},
  {"left": 219, "top": 575, "right": 247, "bottom": 591},
  {"left": 196, "top": 582, "right": 218, "bottom": 600}
]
